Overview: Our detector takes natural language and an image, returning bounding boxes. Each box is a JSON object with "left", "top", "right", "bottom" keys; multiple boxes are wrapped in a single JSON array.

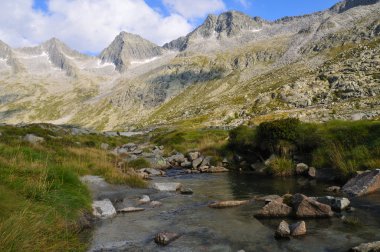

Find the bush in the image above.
[
  {"left": 266, "top": 157, "right": 294, "bottom": 177},
  {"left": 256, "top": 118, "right": 301, "bottom": 155}
]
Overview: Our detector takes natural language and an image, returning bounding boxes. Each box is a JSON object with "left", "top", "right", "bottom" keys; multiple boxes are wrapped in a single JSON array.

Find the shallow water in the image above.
[{"left": 89, "top": 172, "right": 380, "bottom": 252}]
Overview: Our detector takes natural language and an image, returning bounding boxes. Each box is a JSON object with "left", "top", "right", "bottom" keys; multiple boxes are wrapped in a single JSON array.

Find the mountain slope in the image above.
[{"left": 0, "top": 0, "right": 379, "bottom": 130}]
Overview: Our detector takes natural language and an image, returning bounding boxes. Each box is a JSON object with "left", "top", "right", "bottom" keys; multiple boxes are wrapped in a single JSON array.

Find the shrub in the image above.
[
  {"left": 266, "top": 157, "right": 294, "bottom": 177},
  {"left": 256, "top": 118, "right": 301, "bottom": 155}
]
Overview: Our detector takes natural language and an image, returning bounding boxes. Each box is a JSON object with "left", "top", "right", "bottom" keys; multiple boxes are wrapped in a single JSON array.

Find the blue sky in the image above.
[
  {"left": 33, "top": 0, "right": 341, "bottom": 24},
  {"left": 2, "top": 0, "right": 341, "bottom": 54}
]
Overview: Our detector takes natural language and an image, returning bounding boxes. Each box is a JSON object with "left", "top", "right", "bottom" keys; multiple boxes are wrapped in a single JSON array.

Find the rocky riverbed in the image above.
[{"left": 83, "top": 171, "right": 380, "bottom": 252}]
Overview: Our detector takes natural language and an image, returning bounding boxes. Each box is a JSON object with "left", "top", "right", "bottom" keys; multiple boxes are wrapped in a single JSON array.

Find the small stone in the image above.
[
  {"left": 308, "top": 167, "right": 316, "bottom": 178},
  {"left": 275, "top": 220, "right": 290, "bottom": 239},
  {"left": 180, "top": 188, "right": 193, "bottom": 195},
  {"left": 139, "top": 195, "right": 151, "bottom": 204},
  {"left": 154, "top": 232, "right": 180, "bottom": 246},
  {"left": 208, "top": 166, "right": 229, "bottom": 173},
  {"left": 325, "top": 186, "right": 341, "bottom": 193},
  {"left": 153, "top": 182, "right": 182, "bottom": 192},
  {"left": 150, "top": 201, "right": 162, "bottom": 207},
  {"left": 290, "top": 221, "right": 307, "bottom": 236},
  {"left": 209, "top": 200, "right": 249, "bottom": 209}
]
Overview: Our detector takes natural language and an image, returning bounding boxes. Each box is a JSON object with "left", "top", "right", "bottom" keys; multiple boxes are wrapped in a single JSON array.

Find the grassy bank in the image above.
[
  {"left": 229, "top": 119, "right": 380, "bottom": 179},
  {"left": 0, "top": 124, "right": 145, "bottom": 251}
]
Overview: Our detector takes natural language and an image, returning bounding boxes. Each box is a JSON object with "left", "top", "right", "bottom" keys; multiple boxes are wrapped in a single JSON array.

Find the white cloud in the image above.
[
  {"left": 0, "top": 0, "right": 194, "bottom": 53},
  {"left": 236, "top": 0, "right": 251, "bottom": 8},
  {"left": 163, "top": 0, "right": 226, "bottom": 19}
]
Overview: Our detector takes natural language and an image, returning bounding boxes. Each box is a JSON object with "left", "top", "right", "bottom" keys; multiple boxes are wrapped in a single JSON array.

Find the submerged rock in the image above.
[
  {"left": 118, "top": 207, "right": 145, "bottom": 213},
  {"left": 290, "top": 221, "right": 307, "bottom": 236},
  {"left": 255, "top": 200, "right": 292, "bottom": 218},
  {"left": 343, "top": 169, "right": 380, "bottom": 197},
  {"left": 92, "top": 199, "right": 117, "bottom": 219},
  {"left": 150, "top": 201, "right": 163, "bottom": 207},
  {"left": 154, "top": 232, "right": 181, "bottom": 246},
  {"left": 275, "top": 220, "right": 290, "bottom": 239},
  {"left": 209, "top": 200, "right": 249, "bottom": 209},
  {"left": 350, "top": 241, "right": 380, "bottom": 252},
  {"left": 153, "top": 182, "right": 182, "bottom": 192},
  {"left": 180, "top": 188, "right": 194, "bottom": 195}
]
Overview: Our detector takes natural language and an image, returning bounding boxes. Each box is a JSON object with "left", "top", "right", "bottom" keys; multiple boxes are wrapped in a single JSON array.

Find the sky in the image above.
[{"left": 0, "top": 0, "right": 341, "bottom": 54}]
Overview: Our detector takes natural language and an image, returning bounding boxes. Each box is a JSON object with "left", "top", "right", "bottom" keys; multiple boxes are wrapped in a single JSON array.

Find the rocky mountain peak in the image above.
[
  {"left": 330, "top": 0, "right": 380, "bottom": 13},
  {"left": 99, "top": 31, "right": 163, "bottom": 72},
  {"left": 194, "top": 11, "right": 264, "bottom": 39}
]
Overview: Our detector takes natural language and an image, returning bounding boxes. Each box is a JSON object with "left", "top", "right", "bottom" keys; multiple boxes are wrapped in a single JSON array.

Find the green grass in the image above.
[
  {"left": 266, "top": 157, "right": 294, "bottom": 177},
  {"left": 0, "top": 124, "right": 146, "bottom": 251},
  {"left": 151, "top": 127, "right": 229, "bottom": 157},
  {"left": 228, "top": 119, "right": 380, "bottom": 179}
]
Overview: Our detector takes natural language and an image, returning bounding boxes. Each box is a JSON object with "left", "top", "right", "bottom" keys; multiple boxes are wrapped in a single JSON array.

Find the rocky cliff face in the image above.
[
  {"left": 0, "top": 0, "right": 379, "bottom": 130},
  {"left": 100, "top": 32, "right": 164, "bottom": 72}
]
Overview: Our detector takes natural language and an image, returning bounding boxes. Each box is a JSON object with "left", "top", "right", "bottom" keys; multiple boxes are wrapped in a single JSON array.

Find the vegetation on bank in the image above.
[
  {"left": 0, "top": 124, "right": 145, "bottom": 251},
  {"left": 229, "top": 119, "right": 380, "bottom": 179}
]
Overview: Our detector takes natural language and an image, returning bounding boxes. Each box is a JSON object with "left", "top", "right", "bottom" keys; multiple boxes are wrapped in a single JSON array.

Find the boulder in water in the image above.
[
  {"left": 292, "top": 194, "right": 333, "bottom": 218},
  {"left": 343, "top": 169, "right": 380, "bottom": 197},
  {"left": 275, "top": 220, "right": 290, "bottom": 239},
  {"left": 255, "top": 200, "right": 292, "bottom": 218},
  {"left": 92, "top": 199, "right": 117, "bottom": 219},
  {"left": 290, "top": 221, "right": 307, "bottom": 236}
]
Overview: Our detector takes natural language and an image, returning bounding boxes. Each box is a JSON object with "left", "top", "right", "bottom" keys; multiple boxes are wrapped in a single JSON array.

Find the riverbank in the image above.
[{"left": 0, "top": 124, "right": 146, "bottom": 251}]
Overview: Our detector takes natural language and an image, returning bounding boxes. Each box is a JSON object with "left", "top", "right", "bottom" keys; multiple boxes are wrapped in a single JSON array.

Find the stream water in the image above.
[{"left": 89, "top": 171, "right": 380, "bottom": 252}]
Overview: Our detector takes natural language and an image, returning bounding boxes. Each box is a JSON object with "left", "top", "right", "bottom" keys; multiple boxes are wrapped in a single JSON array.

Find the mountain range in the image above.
[{"left": 0, "top": 0, "right": 379, "bottom": 130}]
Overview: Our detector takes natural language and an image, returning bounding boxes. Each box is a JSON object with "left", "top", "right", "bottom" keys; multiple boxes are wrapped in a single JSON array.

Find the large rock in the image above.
[
  {"left": 296, "top": 163, "right": 309, "bottom": 175},
  {"left": 192, "top": 157, "right": 204, "bottom": 169},
  {"left": 290, "top": 221, "right": 307, "bottom": 236},
  {"left": 92, "top": 199, "right": 117, "bottom": 219},
  {"left": 292, "top": 194, "right": 334, "bottom": 218},
  {"left": 275, "top": 220, "right": 290, "bottom": 239},
  {"left": 209, "top": 200, "right": 249, "bottom": 209},
  {"left": 350, "top": 241, "right": 380, "bottom": 252},
  {"left": 254, "top": 200, "right": 292, "bottom": 218},
  {"left": 312, "top": 196, "right": 350, "bottom": 211},
  {"left": 154, "top": 232, "right": 181, "bottom": 246},
  {"left": 153, "top": 182, "right": 182, "bottom": 192},
  {"left": 187, "top": 152, "right": 200, "bottom": 161},
  {"left": 23, "top": 134, "right": 44, "bottom": 144},
  {"left": 343, "top": 169, "right": 380, "bottom": 197}
]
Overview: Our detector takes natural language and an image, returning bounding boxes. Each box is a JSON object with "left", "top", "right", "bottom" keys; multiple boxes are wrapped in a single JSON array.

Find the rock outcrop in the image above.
[{"left": 343, "top": 169, "right": 380, "bottom": 196}]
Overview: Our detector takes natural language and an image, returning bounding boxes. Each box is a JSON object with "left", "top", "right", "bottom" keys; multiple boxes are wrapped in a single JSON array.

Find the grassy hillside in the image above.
[{"left": 0, "top": 124, "right": 145, "bottom": 251}]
